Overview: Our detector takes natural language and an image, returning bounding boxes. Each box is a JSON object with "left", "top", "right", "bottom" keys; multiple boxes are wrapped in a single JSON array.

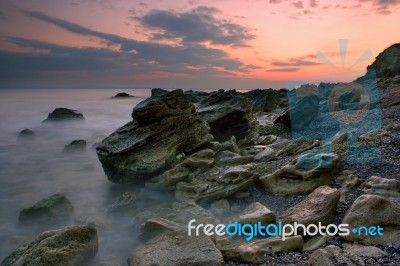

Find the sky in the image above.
[{"left": 0, "top": 0, "right": 399, "bottom": 89}]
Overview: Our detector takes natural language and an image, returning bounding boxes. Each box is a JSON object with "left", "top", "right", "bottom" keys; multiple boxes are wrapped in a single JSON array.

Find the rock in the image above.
[
  {"left": 195, "top": 89, "right": 255, "bottom": 142},
  {"left": 107, "top": 191, "right": 137, "bottom": 214},
  {"left": 215, "top": 151, "right": 254, "bottom": 166},
  {"left": 260, "top": 151, "right": 340, "bottom": 195},
  {"left": 338, "top": 170, "right": 360, "bottom": 202},
  {"left": 17, "top": 129, "right": 36, "bottom": 141},
  {"left": 96, "top": 89, "right": 213, "bottom": 184},
  {"left": 280, "top": 186, "right": 340, "bottom": 232},
  {"left": 216, "top": 235, "right": 303, "bottom": 264},
  {"left": 309, "top": 245, "right": 365, "bottom": 266},
  {"left": 112, "top": 92, "right": 133, "bottom": 98},
  {"left": 62, "top": 139, "right": 87, "bottom": 153},
  {"left": 43, "top": 108, "right": 84, "bottom": 122},
  {"left": 129, "top": 230, "right": 224, "bottom": 266},
  {"left": 209, "top": 199, "right": 231, "bottom": 221},
  {"left": 342, "top": 194, "right": 400, "bottom": 245},
  {"left": 303, "top": 235, "right": 331, "bottom": 252},
  {"left": 234, "top": 202, "right": 275, "bottom": 225},
  {"left": 221, "top": 136, "right": 241, "bottom": 154},
  {"left": 176, "top": 165, "right": 258, "bottom": 204},
  {"left": 268, "top": 139, "right": 320, "bottom": 157},
  {"left": 343, "top": 243, "right": 387, "bottom": 258},
  {"left": 363, "top": 176, "right": 400, "bottom": 199},
  {"left": 19, "top": 193, "right": 73, "bottom": 224},
  {"left": 245, "top": 88, "right": 288, "bottom": 113},
  {"left": 1, "top": 225, "right": 98, "bottom": 266},
  {"left": 254, "top": 147, "right": 275, "bottom": 161},
  {"left": 367, "top": 43, "right": 400, "bottom": 79},
  {"left": 151, "top": 88, "right": 169, "bottom": 97}
]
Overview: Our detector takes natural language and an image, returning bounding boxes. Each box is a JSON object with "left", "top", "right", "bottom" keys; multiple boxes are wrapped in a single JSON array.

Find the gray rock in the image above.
[
  {"left": 343, "top": 243, "right": 387, "bottom": 258},
  {"left": 63, "top": 140, "right": 87, "bottom": 153},
  {"left": 43, "top": 108, "right": 84, "bottom": 122},
  {"left": 17, "top": 129, "right": 36, "bottom": 141},
  {"left": 234, "top": 202, "right": 275, "bottom": 225},
  {"left": 309, "top": 245, "right": 365, "bottom": 266},
  {"left": 367, "top": 43, "right": 400, "bottom": 79}
]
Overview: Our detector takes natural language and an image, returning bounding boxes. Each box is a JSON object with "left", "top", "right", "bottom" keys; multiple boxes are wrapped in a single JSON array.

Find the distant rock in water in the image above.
[
  {"left": 1, "top": 225, "right": 98, "bottom": 266},
  {"left": 43, "top": 108, "right": 84, "bottom": 122},
  {"left": 18, "top": 193, "right": 74, "bottom": 224},
  {"left": 96, "top": 89, "right": 213, "bottom": 184},
  {"left": 367, "top": 43, "right": 400, "bottom": 78},
  {"left": 112, "top": 92, "right": 134, "bottom": 98},
  {"left": 17, "top": 129, "right": 36, "bottom": 141},
  {"left": 63, "top": 139, "right": 87, "bottom": 153}
]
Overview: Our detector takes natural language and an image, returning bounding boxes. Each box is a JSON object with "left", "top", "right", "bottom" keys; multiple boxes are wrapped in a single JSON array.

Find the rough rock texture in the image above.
[
  {"left": 309, "top": 245, "right": 365, "bottom": 266},
  {"left": 363, "top": 176, "right": 400, "bottom": 199},
  {"left": 367, "top": 43, "right": 400, "bottom": 78},
  {"left": 343, "top": 244, "right": 387, "bottom": 258},
  {"left": 338, "top": 170, "right": 360, "bottom": 202},
  {"left": 19, "top": 193, "right": 73, "bottom": 224},
  {"left": 1, "top": 225, "right": 98, "bottom": 266},
  {"left": 342, "top": 194, "right": 400, "bottom": 245},
  {"left": 43, "top": 108, "right": 84, "bottom": 122},
  {"left": 17, "top": 129, "right": 36, "bottom": 141},
  {"left": 280, "top": 186, "right": 340, "bottom": 231},
  {"left": 63, "top": 140, "right": 87, "bottom": 153},
  {"left": 96, "top": 89, "right": 213, "bottom": 184},
  {"left": 216, "top": 236, "right": 303, "bottom": 264},
  {"left": 129, "top": 230, "right": 224, "bottom": 266},
  {"left": 380, "top": 85, "right": 400, "bottom": 108},
  {"left": 234, "top": 202, "right": 276, "bottom": 225},
  {"left": 244, "top": 88, "right": 288, "bottom": 113},
  {"left": 260, "top": 151, "right": 340, "bottom": 195},
  {"left": 195, "top": 89, "right": 255, "bottom": 142}
]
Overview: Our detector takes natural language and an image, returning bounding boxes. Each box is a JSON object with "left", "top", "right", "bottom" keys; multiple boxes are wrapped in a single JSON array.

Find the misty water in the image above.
[{"left": 0, "top": 88, "right": 181, "bottom": 265}]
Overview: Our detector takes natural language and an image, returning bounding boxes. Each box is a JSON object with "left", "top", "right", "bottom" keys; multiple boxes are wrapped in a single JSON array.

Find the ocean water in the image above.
[{"left": 0, "top": 89, "right": 159, "bottom": 264}]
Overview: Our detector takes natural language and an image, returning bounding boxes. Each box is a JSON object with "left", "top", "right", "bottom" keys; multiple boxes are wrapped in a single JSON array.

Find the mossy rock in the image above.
[{"left": 19, "top": 193, "right": 73, "bottom": 224}]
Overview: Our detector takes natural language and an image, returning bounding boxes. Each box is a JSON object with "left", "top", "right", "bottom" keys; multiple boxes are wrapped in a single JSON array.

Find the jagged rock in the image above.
[
  {"left": 19, "top": 193, "right": 73, "bottom": 224},
  {"left": 112, "top": 92, "right": 133, "bottom": 98},
  {"left": 1, "top": 225, "right": 98, "bottom": 266},
  {"left": 241, "top": 145, "right": 267, "bottom": 156},
  {"left": 43, "top": 108, "right": 84, "bottom": 122},
  {"left": 17, "top": 129, "right": 36, "bottom": 141},
  {"left": 238, "top": 132, "right": 278, "bottom": 147},
  {"left": 280, "top": 186, "right": 340, "bottom": 233},
  {"left": 245, "top": 88, "right": 288, "bottom": 113},
  {"left": 254, "top": 147, "right": 275, "bottom": 161},
  {"left": 195, "top": 89, "right": 255, "bottom": 142},
  {"left": 96, "top": 89, "right": 213, "bottom": 184},
  {"left": 216, "top": 235, "right": 303, "bottom": 264},
  {"left": 221, "top": 136, "right": 241, "bottom": 154},
  {"left": 367, "top": 43, "right": 400, "bottom": 79},
  {"left": 175, "top": 165, "right": 258, "bottom": 204},
  {"left": 363, "top": 176, "right": 400, "bottom": 199},
  {"left": 309, "top": 245, "right": 365, "bottom": 266},
  {"left": 268, "top": 139, "right": 320, "bottom": 157},
  {"left": 129, "top": 230, "right": 224, "bottom": 266},
  {"left": 260, "top": 151, "right": 340, "bottom": 195},
  {"left": 215, "top": 151, "right": 254, "bottom": 166},
  {"left": 380, "top": 86, "right": 400, "bottom": 108},
  {"left": 63, "top": 139, "right": 87, "bottom": 153},
  {"left": 342, "top": 194, "right": 400, "bottom": 245},
  {"left": 343, "top": 243, "right": 386, "bottom": 258},
  {"left": 234, "top": 202, "right": 275, "bottom": 225},
  {"left": 338, "top": 170, "right": 360, "bottom": 202}
]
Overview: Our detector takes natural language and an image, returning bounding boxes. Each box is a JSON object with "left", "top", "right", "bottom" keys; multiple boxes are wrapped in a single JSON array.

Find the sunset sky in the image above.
[{"left": 0, "top": 0, "right": 399, "bottom": 89}]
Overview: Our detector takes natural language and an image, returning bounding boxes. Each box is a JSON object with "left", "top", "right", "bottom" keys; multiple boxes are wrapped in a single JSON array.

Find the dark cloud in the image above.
[
  {"left": 358, "top": 0, "right": 400, "bottom": 14},
  {"left": 309, "top": 0, "right": 318, "bottom": 8},
  {"left": 291, "top": 1, "right": 304, "bottom": 9},
  {"left": 139, "top": 6, "right": 255, "bottom": 46},
  {"left": 267, "top": 67, "right": 300, "bottom": 72},
  {"left": 269, "top": 0, "right": 283, "bottom": 3},
  {"left": 271, "top": 58, "right": 321, "bottom": 67}
]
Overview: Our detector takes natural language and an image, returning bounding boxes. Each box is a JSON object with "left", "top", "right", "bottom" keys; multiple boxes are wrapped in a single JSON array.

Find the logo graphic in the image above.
[{"left": 286, "top": 39, "right": 382, "bottom": 165}]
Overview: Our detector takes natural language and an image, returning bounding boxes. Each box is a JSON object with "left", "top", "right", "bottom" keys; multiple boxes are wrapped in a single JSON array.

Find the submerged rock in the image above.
[
  {"left": 96, "top": 89, "right": 213, "bottom": 184},
  {"left": 19, "top": 193, "right": 73, "bottom": 224},
  {"left": 1, "top": 225, "right": 98, "bottom": 266},
  {"left": 111, "top": 92, "right": 133, "bottom": 98},
  {"left": 17, "top": 129, "right": 36, "bottom": 142},
  {"left": 43, "top": 108, "right": 84, "bottom": 122},
  {"left": 62, "top": 140, "right": 87, "bottom": 153}
]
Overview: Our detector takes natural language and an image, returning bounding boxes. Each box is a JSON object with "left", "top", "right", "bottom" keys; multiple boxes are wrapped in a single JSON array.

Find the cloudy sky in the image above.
[{"left": 0, "top": 0, "right": 399, "bottom": 89}]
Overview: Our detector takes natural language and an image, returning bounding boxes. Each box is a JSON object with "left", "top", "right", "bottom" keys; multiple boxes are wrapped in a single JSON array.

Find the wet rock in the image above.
[
  {"left": 1, "top": 225, "right": 98, "bottom": 266},
  {"left": 19, "top": 193, "right": 73, "bottom": 224},
  {"left": 129, "top": 230, "right": 224, "bottom": 266},
  {"left": 309, "top": 245, "right": 365, "bottom": 266},
  {"left": 216, "top": 235, "right": 303, "bottom": 264},
  {"left": 43, "top": 108, "right": 84, "bottom": 122},
  {"left": 17, "top": 129, "right": 36, "bottom": 142},
  {"left": 96, "top": 89, "right": 213, "bottom": 184},
  {"left": 62, "top": 140, "right": 87, "bottom": 153},
  {"left": 111, "top": 92, "right": 133, "bottom": 98},
  {"left": 280, "top": 186, "right": 340, "bottom": 233},
  {"left": 343, "top": 243, "right": 386, "bottom": 258},
  {"left": 338, "top": 170, "right": 360, "bottom": 202},
  {"left": 107, "top": 191, "right": 137, "bottom": 214},
  {"left": 195, "top": 89, "right": 255, "bottom": 142},
  {"left": 363, "top": 176, "right": 400, "bottom": 199},
  {"left": 260, "top": 151, "right": 340, "bottom": 195},
  {"left": 342, "top": 194, "right": 400, "bottom": 245},
  {"left": 234, "top": 202, "right": 275, "bottom": 225}
]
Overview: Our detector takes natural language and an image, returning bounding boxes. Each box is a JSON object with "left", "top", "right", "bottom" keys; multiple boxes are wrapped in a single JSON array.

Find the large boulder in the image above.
[
  {"left": 280, "top": 186, "right": 340, "bottom": 232},
  {"left": 342, "top": 194, "right": 400, "bottom": 245},
  {"left": 96, "top": 89, "right": 213, "bottom": 184},
  {"left": 43, "top": 108, "right": 84, "bottom": 122},
  {"left": 1, "top": 225, "right": 98, "bottom": 266},
  {"left": 195, "top": 89, "right": 255, "bottom": 142},
  {"left": 367, "top": 43, "right": 400, "bottom": 79}
]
